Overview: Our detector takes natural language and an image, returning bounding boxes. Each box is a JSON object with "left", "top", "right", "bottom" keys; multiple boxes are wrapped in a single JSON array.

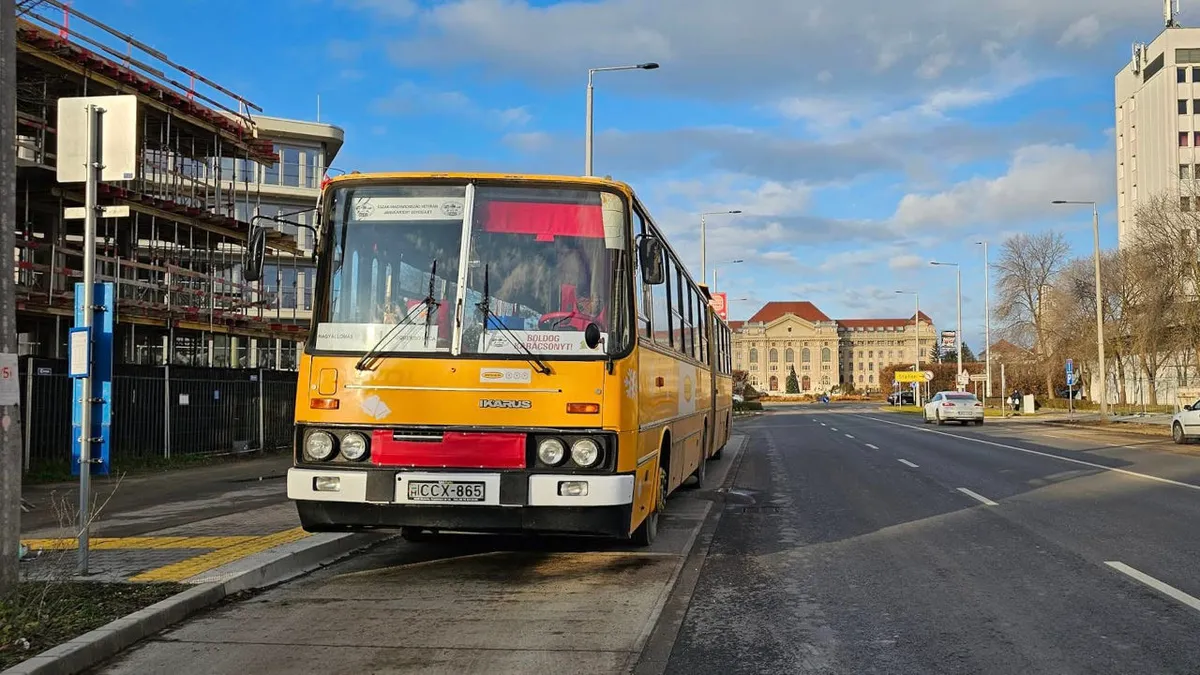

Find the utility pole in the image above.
[{"left": 1, "top": 0, "right": 27, "bottom": 596}]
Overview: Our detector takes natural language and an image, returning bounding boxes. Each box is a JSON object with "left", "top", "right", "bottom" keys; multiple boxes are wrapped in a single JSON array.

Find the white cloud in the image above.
[
  {"left": 350, "top": 0, "right": 1162, "bottom": 102},
  {"left": 891, "top": 144, "right": 1111, "bottom": 231},
  {"left": 326, "top": 39, "right": 363, "bottom": 62},
  {"left": 372, "top": 82, "right": 532, "bottom": 128},
  {"left": 1058, "top": 15, "right": 1102, "bottom": 47},
  {"left": 889, "top": 254, "right": 924, "bottom": 270},
  {"left": 502, "top": 131, "right": 554, "bottom": 153}
]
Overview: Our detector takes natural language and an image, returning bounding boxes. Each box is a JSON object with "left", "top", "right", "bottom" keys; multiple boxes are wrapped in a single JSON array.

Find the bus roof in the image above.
[{"left": 324, "top": 171, "right": 634, "bottom": 193}]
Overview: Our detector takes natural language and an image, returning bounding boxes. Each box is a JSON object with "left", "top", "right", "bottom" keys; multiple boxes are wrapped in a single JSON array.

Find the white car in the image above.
[
  {"left": 1171, "top": 398, "right": 1200, "bottom": 443},
  {"left": 923, "top": 390, "right": 984, "bottom": 425}
]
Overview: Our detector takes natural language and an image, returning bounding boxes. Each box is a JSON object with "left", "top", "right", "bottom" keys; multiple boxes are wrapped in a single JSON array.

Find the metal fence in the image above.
[{"left": 20, "top": 357, "right": 297, "bottom": 474}]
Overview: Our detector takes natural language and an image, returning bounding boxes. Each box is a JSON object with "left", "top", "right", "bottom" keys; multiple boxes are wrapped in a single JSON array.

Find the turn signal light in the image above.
[
  {"left": 567, "top": 402, "right": 600, "bottom": 414},
  {"left": 310, "top": 397, "right": 340, "bottom": 410}
]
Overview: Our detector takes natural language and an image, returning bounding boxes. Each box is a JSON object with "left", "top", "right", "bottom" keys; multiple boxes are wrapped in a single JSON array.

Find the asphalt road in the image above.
[{"left": 664, "top": 405, "right": 1200, "bottom": 675}]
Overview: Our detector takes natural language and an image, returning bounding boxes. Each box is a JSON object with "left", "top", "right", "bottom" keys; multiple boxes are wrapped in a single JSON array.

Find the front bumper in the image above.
[{"left": 288, "top": 468, "right": 636, "bottom": 537}]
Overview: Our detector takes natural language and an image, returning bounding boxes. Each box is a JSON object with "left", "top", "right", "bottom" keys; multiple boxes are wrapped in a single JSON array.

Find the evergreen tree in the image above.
[
  {"left": 929, "top": 343, "right": 943, "bottom": 363},
  {"left": 786, "top": 365, "right": 800, "bottom": 394}
]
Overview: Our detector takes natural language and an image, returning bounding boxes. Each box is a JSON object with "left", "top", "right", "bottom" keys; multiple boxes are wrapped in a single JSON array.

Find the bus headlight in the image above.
[
  {"left": 304, "top": 431, "right": 336, "bottom": 462},
  {"left": 537, "top": 438, "right": 566, "bottom": 466},
  {"left": 340, "top": 432, "right": 369, "bottom": 461},
  {"left": 571, "top": 438, "right": 601, "bottom": 467}
]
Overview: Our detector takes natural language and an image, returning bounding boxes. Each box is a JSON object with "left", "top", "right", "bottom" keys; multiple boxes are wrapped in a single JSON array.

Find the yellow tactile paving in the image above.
[
  {"left": 21, "top": 535, "right": 263, "bottom": 551},
  {"left": 129, "top": 527, "right": 312, "bottom": 583}
]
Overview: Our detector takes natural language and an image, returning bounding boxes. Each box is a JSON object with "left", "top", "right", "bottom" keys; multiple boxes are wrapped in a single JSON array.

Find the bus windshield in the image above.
[{"left": 313, "top": 182, "right": 632, "bottom": 358}]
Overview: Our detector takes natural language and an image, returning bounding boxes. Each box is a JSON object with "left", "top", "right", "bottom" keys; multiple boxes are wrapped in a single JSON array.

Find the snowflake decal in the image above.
[{"left": 624, "top": 369, "right": 638, "bottom": 399}]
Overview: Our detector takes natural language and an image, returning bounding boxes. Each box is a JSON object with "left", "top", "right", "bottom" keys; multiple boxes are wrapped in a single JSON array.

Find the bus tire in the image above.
[
  {"left": 632, "top": 464, "right": 666, "bottom": 547},
  {"left": 400, "top": 526, "right": 433, "bottom": 542}
]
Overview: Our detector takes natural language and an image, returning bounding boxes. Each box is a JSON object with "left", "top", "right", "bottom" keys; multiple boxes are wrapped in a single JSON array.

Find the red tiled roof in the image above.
[
  {"left": 728, "top": 320, "right": 745, "bottom": 331},
  {"left": 838, "top": 311, "right": 933, "bottom": 329},
  {"left": 747, "top": 302, "right": 831, "bottom": 324}
]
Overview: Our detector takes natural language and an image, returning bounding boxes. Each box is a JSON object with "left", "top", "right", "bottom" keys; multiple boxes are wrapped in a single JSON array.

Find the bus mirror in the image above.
[
  {"left": 584, "top": 323, "right": 602, "bottom": 350},
  {"left": 243, "top": 226, "right": 267, "bottom": 282},
  {"left": 639, "top": 238, "right": 664, "bottom": 285}
]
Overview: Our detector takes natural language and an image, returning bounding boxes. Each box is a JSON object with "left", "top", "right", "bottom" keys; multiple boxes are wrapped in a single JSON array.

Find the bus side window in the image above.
[{"left": 635, "top": 210, "right": 653, "bottom": 339}]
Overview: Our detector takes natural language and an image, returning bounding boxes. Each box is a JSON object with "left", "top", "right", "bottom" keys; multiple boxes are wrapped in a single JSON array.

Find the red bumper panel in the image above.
[{"left": 370, "top": 431, "right": 528, "bottom": 469}]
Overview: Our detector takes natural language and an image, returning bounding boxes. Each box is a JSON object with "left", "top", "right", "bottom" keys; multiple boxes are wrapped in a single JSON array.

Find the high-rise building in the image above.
[{"left": 1115, "top": 1, "right": 1192, "bottom": 246}]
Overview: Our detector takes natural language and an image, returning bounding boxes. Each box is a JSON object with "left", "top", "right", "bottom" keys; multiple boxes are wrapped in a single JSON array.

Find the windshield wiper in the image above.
[
  {"left": 475, "top": 264, "right": 551, "bottom": 375},
  {"left": 354, "top": 259, "right": 440, "bottom": 371}
]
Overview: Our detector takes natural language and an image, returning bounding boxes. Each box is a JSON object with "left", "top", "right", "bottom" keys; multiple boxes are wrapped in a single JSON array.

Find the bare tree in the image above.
[{"left": 993, "top": 231, "right": 1071, "bottom": 396}]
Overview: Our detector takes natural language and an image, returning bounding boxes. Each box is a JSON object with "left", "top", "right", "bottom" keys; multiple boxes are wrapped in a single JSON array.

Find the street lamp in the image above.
[
  {"left": 585, "top": 62, "right": 659, "bottom": 176},
  {"left": 930, "top": 261, "right": 964, "bottom": 390},
  {"left": 976, "top": 241, "right": 992, "bottom": 401},
  {"left": 711, "top": 259, "right": 744, "bottom": 290},
  {"left": 895, "top": 290, "right": 922, "bottom": 403},
  {"left": 1052, "top": 199, "right": 1108, "bottom": 418},
  {"left": 699, "top": 210, "right": 741, "bottom": 283}
]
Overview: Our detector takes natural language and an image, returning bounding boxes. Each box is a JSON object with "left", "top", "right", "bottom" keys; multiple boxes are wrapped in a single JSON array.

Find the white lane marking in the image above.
[
  {"left": 865, "top": 416, "right": 1200, "bottom": 494},
  {"left": 898, "top": 459, "right": 919, "bottom": 468},
  {"left": 845, "top": 434, "right": 855, "bottom": 439},
  {"left": 831, "top": 428, "right": 838, "bottom": 432},
  {"left": 1106, "top": 561, "right": 1200, "bottom": 613},
  {"left": 957, "top": 487, "right": 999, "bottom": 506},
  {"left": 820, "top": 422, "right": 826, "bottom": 427},
  {"left": 866, "top": 444, "right": 880, "bottom": 450}
]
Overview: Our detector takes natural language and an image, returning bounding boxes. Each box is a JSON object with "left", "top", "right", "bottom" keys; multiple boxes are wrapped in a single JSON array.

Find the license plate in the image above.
[{"left": 406, "top": 480, "right": 486, "bottom": 503}]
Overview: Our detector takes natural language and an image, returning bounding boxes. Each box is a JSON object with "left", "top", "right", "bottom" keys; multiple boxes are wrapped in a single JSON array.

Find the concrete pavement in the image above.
[
  {"left": 663, "top": 404, "right": 1200, "bottom": 674},
  {"left": 88, "top": 435, "right": 746, "bottom": 675}
]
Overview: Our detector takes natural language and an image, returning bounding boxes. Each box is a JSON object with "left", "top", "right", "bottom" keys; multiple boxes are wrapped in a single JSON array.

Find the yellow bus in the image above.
[{"left": 270, "top": 172, "right": 733, "bottom": 546}]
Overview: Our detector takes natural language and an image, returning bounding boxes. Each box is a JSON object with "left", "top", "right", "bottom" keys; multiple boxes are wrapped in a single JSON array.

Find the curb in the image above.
[{"left": 2, "top": 532, "right": 391, "bottom": 675}]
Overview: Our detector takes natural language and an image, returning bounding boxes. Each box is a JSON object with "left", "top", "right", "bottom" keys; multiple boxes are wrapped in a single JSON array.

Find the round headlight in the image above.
[
  {"left": 340, "top": 432, "right": 369, "bottom": 461},
  {"left": 304, "top": 431, "right": 335, "bottom": 461},
  {"left": 537, "top": 438, "right": 566, "bottom": 466},
  {"left": 571, "top": 438, "right": 601, "bottom": 467}
]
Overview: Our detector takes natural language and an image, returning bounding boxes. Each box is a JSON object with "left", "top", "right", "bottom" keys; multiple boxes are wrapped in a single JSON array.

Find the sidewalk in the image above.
[
  {"left": 6, "top": 453, "right": 386, "bottom": 675},
  {"left": 19, "top": 452, "right": 306, "bottom": 583}
]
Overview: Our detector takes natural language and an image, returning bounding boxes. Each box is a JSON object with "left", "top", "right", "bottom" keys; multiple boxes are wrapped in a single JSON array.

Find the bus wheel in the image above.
[
  {"left": 633, "top": 466, "right": 666, "bottom": 547},
  {"left": 401, "top": 526, "right": 433, "bottom": 542}
]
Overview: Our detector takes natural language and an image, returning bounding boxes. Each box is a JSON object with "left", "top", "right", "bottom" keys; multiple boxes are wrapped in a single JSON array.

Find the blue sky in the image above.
[{"left": 62, "top": 0, "right": 1194, "bottom": 352}]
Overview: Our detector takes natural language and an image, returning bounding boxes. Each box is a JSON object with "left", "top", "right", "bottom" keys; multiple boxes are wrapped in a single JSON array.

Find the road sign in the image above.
[
  {"left": 970, "top": 374, "right": 987, "bottom": 382},
  {"left": 1066, "top": 358, "right": 1074, "bottom": 376},
  {"left": 956, "top": 371, "right": 970, "bottom": 386},
  {"left": 1067, "top": 372, "right": 1078, "bottom": 386},
  {"left": 710, "top": 292, "right": 728, "bottom": 320},
  {"left": 895, "top": 370, "right": 925, "bottom": 383},
  {"left": 923, "top": 370, "right": 934, "bottom": 381}
]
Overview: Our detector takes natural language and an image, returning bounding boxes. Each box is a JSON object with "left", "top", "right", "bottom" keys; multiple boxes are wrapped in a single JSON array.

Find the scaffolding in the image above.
[{"left": 11, "top": 3, "right": 312, "bottom": 367}]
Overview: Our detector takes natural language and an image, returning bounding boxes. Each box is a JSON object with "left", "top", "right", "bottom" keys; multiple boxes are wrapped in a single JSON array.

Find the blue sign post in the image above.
[{"left": 70, "top": 282, "right": 114, "bottom": 476}]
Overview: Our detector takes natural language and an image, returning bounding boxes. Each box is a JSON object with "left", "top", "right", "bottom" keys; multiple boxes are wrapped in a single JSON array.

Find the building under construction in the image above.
[{"left": 12, "top": 0, "right": 343, "bottom": 370}]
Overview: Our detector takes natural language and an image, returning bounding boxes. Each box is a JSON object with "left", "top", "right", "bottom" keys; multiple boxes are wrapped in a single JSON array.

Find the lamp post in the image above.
[
  {"left": 976, "top": 241, "right": 992, "bottom": 401},
  {"left": 930, "top": 261, "right": 963, "bottom": 390},
  {"left": 585, "top": 62, "right": 659, "bottom": 176},
  {"left": 699, "top": 210, "right": 741, "bottom": 283},
  {"left": 711, "top": 259, "right": 744, "bottom": 291},
  {"left": 895, "top": 290, "right": 922, "bottom": 403},
  {"left": 1052, "top": 199, "right": 1108, "bottom": 418}
]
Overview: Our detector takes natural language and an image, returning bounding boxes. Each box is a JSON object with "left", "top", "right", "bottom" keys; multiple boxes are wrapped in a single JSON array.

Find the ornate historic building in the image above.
[{"left": 731, "top": 302, "right": 936, "bottom": 394}]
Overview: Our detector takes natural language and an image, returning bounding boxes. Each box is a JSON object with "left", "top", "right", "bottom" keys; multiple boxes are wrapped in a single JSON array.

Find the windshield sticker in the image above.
[
  {"left": 315, "top": 322, "right": 440, "bottom": 352},
  {"left": 477, "top": 330, "right": 607, "bottom": 355},
  {"left": 351, "top": 197, "right": 465, "bottom": 222},
  {"left": 601, "top": 192, "right": 626, "bottom": 250}
]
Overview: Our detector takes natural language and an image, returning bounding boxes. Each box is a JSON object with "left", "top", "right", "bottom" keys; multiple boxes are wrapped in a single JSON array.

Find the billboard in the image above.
[{"left": 711, "top": 292, "right": 728, "bottom": 320}]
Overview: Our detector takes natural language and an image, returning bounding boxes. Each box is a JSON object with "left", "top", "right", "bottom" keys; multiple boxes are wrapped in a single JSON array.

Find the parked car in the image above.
[
  {"left": 888, "top": 390, "right": 915, "bottom": 405},
  {"left": 923, "top": 390, "right": 984, "bottom": 425},
  {"left": 1171, "top": 397, "right": 1200, "bottom": 443}
]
